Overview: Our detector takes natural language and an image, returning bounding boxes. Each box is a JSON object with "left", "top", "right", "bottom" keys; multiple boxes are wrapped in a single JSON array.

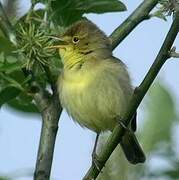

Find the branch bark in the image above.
[
  {"left": 34, "top": 91, "right": 62, "bottom": 179},
  {"left": 110, "top": 0, "right": 159, "bottom": 50},
  {"left": 83, "top": 7, "right": 179, "bottom": 180},
  {"left": 170, "top": 47, "right": 179, "bottom": 58}
]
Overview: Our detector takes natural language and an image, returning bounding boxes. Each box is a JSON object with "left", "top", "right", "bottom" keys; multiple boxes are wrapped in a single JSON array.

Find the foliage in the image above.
[
  {"left": 0, "top": 177, "right": 9, "bottom": 180},
  {"left": 50, "top": 0, "right": 126, "bottom": 26},
  {"left": 141, "top": 82, "right": 177, "bottom": 152},
  {"left": 152, "top": 0, "right": 179, "bottom": 20}
]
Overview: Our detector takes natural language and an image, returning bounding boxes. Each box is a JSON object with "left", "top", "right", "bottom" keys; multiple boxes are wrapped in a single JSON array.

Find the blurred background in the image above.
[{"left": 0, "top": 0, "right": 179, "bottom": 179}]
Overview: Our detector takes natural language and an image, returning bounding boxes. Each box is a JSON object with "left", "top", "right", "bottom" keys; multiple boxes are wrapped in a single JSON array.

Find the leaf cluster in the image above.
[{"left": 152, "top": 0, "right": 179, "bottom": 20}]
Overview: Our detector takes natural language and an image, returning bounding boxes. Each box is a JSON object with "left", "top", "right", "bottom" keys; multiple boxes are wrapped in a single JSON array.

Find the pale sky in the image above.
[{"left": 0, "top": 0, "right": 179, "bottom": 180}]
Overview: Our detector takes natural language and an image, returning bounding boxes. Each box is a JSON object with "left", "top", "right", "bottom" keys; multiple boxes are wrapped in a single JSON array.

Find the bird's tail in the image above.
[{"left": 120, "top": 130, "right": 146, "bottom": 164}]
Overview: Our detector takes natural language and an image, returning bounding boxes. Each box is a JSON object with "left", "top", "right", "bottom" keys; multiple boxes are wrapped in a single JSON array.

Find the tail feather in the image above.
[
  {"left": 131, "top": 112, "right": 137, "bottom": 132},
  {"left": 120, "top": 130, "right": 145, "bottom": 164}
]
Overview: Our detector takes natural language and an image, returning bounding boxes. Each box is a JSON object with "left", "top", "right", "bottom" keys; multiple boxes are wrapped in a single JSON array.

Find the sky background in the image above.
[{"left": 0, "top": 0, "right": 179, "bottom": 179}]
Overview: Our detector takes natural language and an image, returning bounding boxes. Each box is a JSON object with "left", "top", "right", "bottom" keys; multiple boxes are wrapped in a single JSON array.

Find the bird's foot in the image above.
[
  {"left": 92, "top": 152, "right": 103, "bottom": 172},
  {"left": 118, "top": 120, "right": 128, "bottom": 130},
  {"left": 117, "top": 117, "right": 132, "bottom": 133}
]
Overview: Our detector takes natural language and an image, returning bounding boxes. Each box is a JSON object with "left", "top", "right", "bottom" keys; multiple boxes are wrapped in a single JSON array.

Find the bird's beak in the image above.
[{"left": 47, "top": 36, "right": 68, "bottom": 49}]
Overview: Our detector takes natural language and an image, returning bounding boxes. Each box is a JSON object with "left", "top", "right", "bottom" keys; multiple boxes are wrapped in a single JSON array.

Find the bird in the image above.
[{"left": 50, "top": 19, "right": 145, "bottom": 165}]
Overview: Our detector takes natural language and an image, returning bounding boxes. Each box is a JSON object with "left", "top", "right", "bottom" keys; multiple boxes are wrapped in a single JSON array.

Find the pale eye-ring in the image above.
[{"left": 72, "top": 36, "right": 80, "bottom": 44}]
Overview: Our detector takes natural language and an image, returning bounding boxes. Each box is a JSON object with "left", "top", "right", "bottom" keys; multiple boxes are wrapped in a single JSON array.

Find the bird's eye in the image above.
[{"left": 72, "top": 36, "right": 80, "bottom": 44}]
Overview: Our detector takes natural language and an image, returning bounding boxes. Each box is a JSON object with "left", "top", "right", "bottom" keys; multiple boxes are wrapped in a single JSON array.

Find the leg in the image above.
[
  {"left": 92, "top": 133, "right": 101, "bottom": 171},
  {"left": 116, "top": 115, "right": 134, "bottom": 134},
  {"left": 92, "top": 133, "right": 99, "bottom": 159},
  {"left": 117, "top": 116, "right": 130, "bottom": 131}
]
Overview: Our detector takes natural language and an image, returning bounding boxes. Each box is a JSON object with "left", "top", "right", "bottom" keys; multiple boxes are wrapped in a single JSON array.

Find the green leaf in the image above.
[
  {"left": 6, "top": 56, "right": 18, "bottom": 63},
  {"left": 16, "top": 9, "right": 45, "bottom": 27},
  {"left": 0, "top": 35, "right": 14, "bottom": 54},
  {"left": 0, "top": 55, "right": 21, "bottom": 74},
  {"left": 0, "top": 177, "right": 9, "bottom": 180},
  {"left": 51, "top": 0, "right": 126, "bottom": 26},
  {"left": 7, "top": 93, "right": 39, "bottom": 113},
  {"left": 0, "top": 52, "right": 5, "bottom": 63},
  {"left": 0, "top": 86, "right": 21, "bottom": 107},
  {"left": 163, "top": 169, "right": 179, "bottom": 179},
  {"left": 152, "top": 11, "right": 167, "bottom": 21},
  {"left": 0, "top": 62, "right": 21, "bottom": 73},
  {"left": 0, "top": 73, "right": 24, "bottom": 90},
  {"left": 140, "top": 81, "right": 176, "bottom": 153},
  {"left": 8, "top": 70, "right": 26, "bottom": 84},
  {"left": 76, "top": 0, "right": 127, "bottom": 14}
]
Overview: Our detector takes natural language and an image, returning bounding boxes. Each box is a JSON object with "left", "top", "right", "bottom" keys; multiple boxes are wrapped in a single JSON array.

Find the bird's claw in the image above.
[
  {"left": 117, "top": 117, "right": 132, "bottom": 133},
  {"left": 92, "top": 152, "right": 103, "bottom": 172},
  {"left": 118, "top": 120, "right": 128, "bottom": 130}
]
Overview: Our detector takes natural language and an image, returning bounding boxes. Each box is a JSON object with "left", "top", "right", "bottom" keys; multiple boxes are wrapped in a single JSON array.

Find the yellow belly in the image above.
[{"left": 58, "top": 60, "right": 132, "bottom": 133}]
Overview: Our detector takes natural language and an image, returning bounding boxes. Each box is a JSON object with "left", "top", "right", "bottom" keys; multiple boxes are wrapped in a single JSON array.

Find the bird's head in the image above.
[{"left": 50, "top": 19, "right": 112, "bottom": 68}]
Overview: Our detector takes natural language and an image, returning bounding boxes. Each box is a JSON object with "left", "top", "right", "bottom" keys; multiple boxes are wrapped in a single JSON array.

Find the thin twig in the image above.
[
  {"left": 170, "top": 47, "right": 179, "bottom": 58},
  {"left": 83, "top": 7, "right": 179, "bottom": 180},
  {"left": 170, "top": 51, "right": 179, "bottom": 58}
]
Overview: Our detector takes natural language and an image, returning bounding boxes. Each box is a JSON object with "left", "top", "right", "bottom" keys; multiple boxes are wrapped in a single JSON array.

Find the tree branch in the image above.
[
  {"left": 42, "top": 65, "right": 57, "bottom": 94},
  {"left": 110, "top": 0, "right": 159, "bottom": 50},
  {"left": 24, "top": 72, "right": 62, "bottom": 180},
  {"left": 170, "top": 47, "right": 179, "bottom": 58},
  {"left": 34, "top": 91, "right": 62, "bottom": 179},
  {"left": 83, "top": 6, "right": 179, "bottom": 180},
  {"left": 170, "top": 51, "right": 179, "bottom": 58}
]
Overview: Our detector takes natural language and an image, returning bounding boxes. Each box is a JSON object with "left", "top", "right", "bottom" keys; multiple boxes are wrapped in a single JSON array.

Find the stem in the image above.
[
  {"left": 170, "top": 51, "right": 179, "bottom": 58},
  {"left": 110, "top": 0, "right": 159, "bottom": 50},
  {"left": 83, "top": 9, "right": 179, "bottom": 180}
]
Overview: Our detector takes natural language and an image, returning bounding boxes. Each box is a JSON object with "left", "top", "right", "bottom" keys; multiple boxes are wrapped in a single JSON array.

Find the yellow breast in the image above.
[{"left": 58, "top": 58, "right": 132, "bottom": 132}]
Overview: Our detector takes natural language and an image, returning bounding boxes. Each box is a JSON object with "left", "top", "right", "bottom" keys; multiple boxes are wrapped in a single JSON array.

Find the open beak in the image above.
[{"left": 47, "top": 36, "right": 68, "bottom": 49}]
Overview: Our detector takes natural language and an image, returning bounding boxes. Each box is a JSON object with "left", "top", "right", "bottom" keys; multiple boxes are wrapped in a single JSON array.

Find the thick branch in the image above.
[
  {"left": 110, "top": 0, "right": 159, "bottom": 50},
  {"left": 34, "top": 93, "right": 62, "bottom": 179},
  {"left": 83, "top": 7, "right": 179, "bottom": 180}
]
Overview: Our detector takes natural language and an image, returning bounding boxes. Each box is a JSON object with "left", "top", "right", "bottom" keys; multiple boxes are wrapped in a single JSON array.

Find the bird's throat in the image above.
[{"left": 61, "top": 51, "right": 85, "bottom": 70}]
